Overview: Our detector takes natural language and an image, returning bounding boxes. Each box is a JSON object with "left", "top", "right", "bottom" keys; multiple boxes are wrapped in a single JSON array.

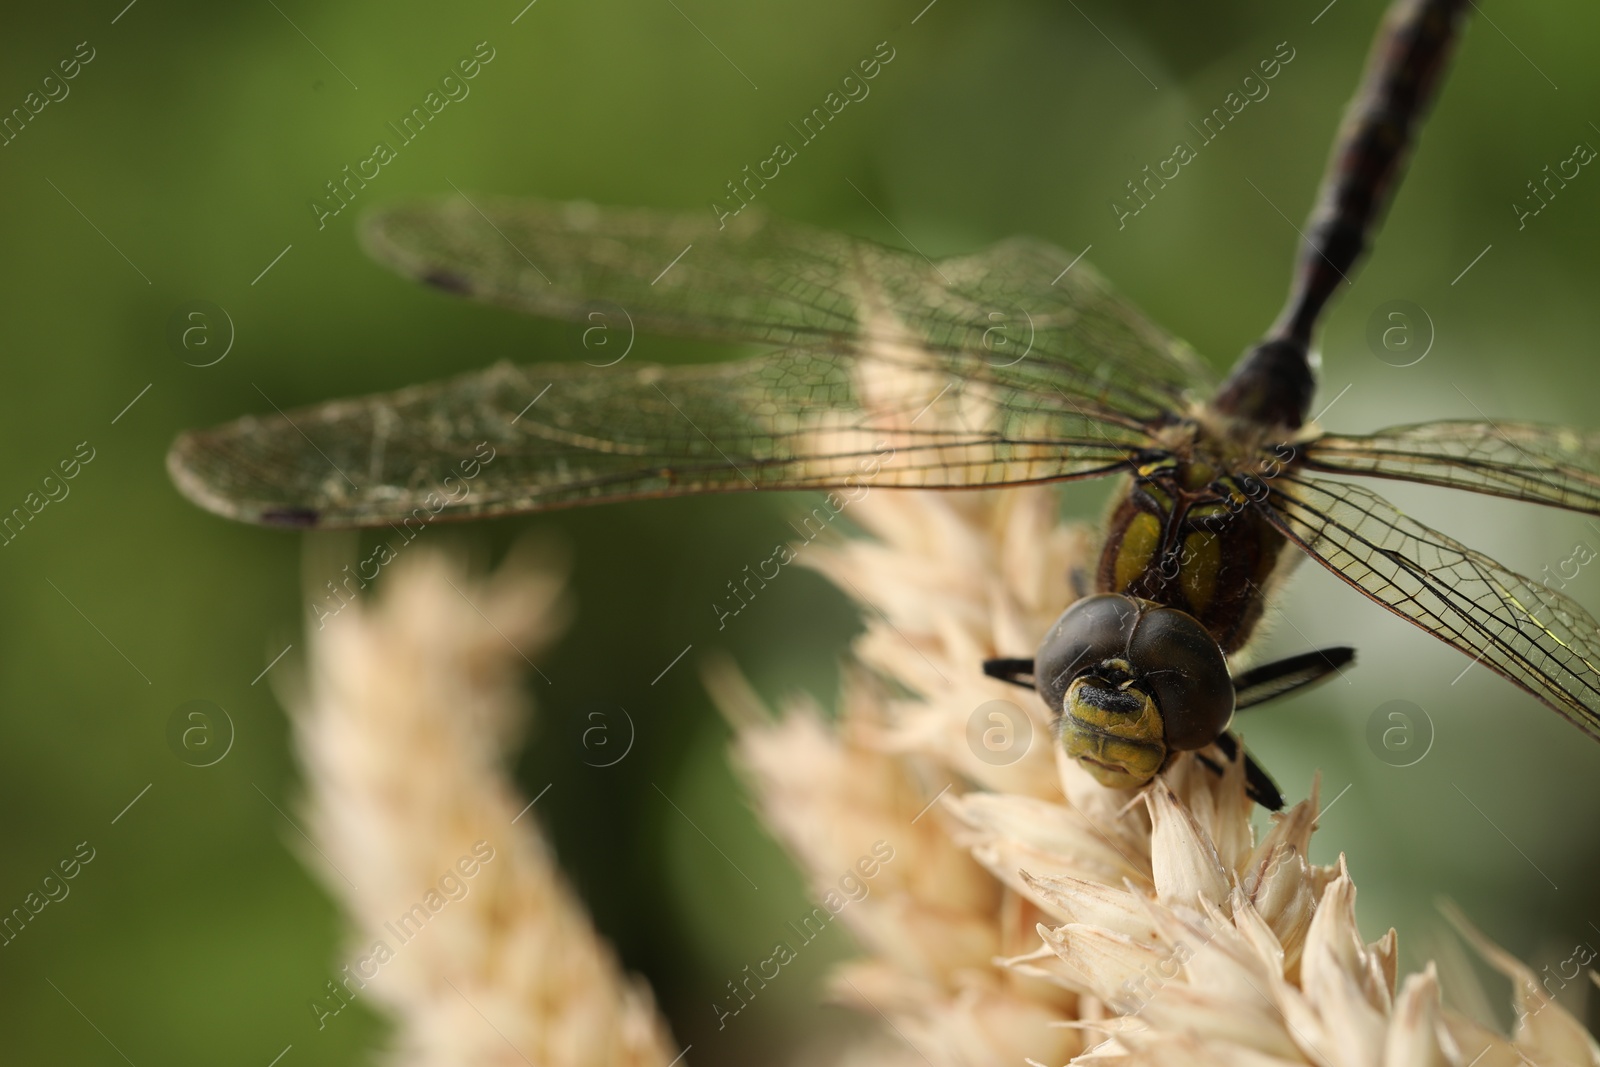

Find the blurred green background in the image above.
[{"left": 2, "top": 0, "right": 1598, "bottom": 1063}]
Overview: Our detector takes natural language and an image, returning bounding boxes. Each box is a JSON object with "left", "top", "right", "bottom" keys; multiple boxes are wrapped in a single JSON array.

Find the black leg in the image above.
[
  {"left": 1069, "top": 566, "right": 1091, "bottom": 602},
  {"left": 1200, "top": 731, "right": 1284, "bottom": 811},
  {"left": 1241, "top": 747, "right": 1285, "bottom": 812},
  {"left": 982, "top": 657, "right": 1036, "bottom": 690},
  {"left": 1233, "top": 646, "right": 1355, "bottom": 711}
]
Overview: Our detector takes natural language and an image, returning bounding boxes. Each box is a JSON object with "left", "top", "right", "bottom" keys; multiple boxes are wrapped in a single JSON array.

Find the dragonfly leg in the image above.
[
  {"left": 1233, "top": 646, "right": 1355, "bottom": 711},
  {"left": 982, "top": 657, "right": 1036, "bottom": 690},
  {"left": 1069, "top": 565, "right": 1091, "bottom": 602},
  {"left": 1204, "top": 731, "right": 1285, "bottom": 811}
]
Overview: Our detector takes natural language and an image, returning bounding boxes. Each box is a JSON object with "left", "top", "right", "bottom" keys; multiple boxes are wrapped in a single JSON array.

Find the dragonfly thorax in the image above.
[{"left": 1095, "top": 454, "right": 1288, "bottom": 654}]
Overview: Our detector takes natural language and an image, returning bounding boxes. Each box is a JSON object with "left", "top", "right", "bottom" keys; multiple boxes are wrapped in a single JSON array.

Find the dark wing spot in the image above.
[
  {"left": 422, "top": 270, "right": 473, "bottom": 295},
  {"left": 260, "top": 507, "right": 321, "bottom": 528}
]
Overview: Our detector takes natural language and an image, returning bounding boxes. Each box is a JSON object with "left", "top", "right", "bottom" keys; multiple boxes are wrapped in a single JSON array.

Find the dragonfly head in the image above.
[{"left": 1036, "top": 594, "right": 1235, "bottom": 789}]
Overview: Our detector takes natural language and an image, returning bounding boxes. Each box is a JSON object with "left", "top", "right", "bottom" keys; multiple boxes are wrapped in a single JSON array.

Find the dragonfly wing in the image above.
[
  {"left": 1262, "top": 474, "right": 1600, "bottom": 740},
  {"left": 362, "top": 197, "right": 1212, "bottom": 422},
  {"left": 929, "top": 234, "right": 1214, "bottom": 424},
  {"left": 167, "top": 350, "right": 1150, "bottom": 528},
  {"left": 1302, "top": 420, "right": 1600, "bottom": 517},
  {"left": 171, "top": 199, "right": 1212, "bottom": 526}
]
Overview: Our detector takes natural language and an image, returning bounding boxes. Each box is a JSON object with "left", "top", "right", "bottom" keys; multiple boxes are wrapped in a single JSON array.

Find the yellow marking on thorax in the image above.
[
  {"left": 1181, "top": 461, "right": 1216, "bottom": 490},
  {"left": 1114, "top": 511, "right": 1162, "bottom": 593}
]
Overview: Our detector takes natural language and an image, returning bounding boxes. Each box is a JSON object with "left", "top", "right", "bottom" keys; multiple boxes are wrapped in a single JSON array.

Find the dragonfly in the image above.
[{"left": 168, "top": 0, "right": 1600, "bottom": 808}]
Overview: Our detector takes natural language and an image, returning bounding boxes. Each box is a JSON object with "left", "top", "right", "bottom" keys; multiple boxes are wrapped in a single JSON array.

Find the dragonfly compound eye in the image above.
[
  {"left": 1034, "top": 595, "right": 1235, "bottom": 789},
  {"left": 1127, "top": 606, "right": 1235, "bottom": 751}
]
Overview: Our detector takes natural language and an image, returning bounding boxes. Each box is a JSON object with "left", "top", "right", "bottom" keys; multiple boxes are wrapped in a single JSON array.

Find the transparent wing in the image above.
[
  {"left": 1262, "top": 474, "right": 1600, "bottom": 740},
  {"left": 1303, "top": 420, "right": 1600, "bottom": 516},
  {"left": 361, "top": 196, "right": 1214, "bottom": 421},
  {"left": 167, "top": 351, "right": 1150, "bottom": 528},
  {"left": 170, "top": 197, "right": 1215, "bottom": 526}
]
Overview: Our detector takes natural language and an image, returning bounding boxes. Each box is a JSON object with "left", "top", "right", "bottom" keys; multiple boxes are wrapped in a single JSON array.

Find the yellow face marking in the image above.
[
  {"left": 1059, "top": 678, "right": 1167, "bottom": 788},
  {"left": 1179, "top": 531, "right": 1221, "bottom": 616},
  {"left": 1114, "top": 511, "right": 1162, "bottom": 593}
]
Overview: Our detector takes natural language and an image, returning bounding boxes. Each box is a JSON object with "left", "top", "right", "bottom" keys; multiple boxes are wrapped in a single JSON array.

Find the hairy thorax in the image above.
[{"left": 1094, "top": 411, "right": 1298, "bottom": 654}]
